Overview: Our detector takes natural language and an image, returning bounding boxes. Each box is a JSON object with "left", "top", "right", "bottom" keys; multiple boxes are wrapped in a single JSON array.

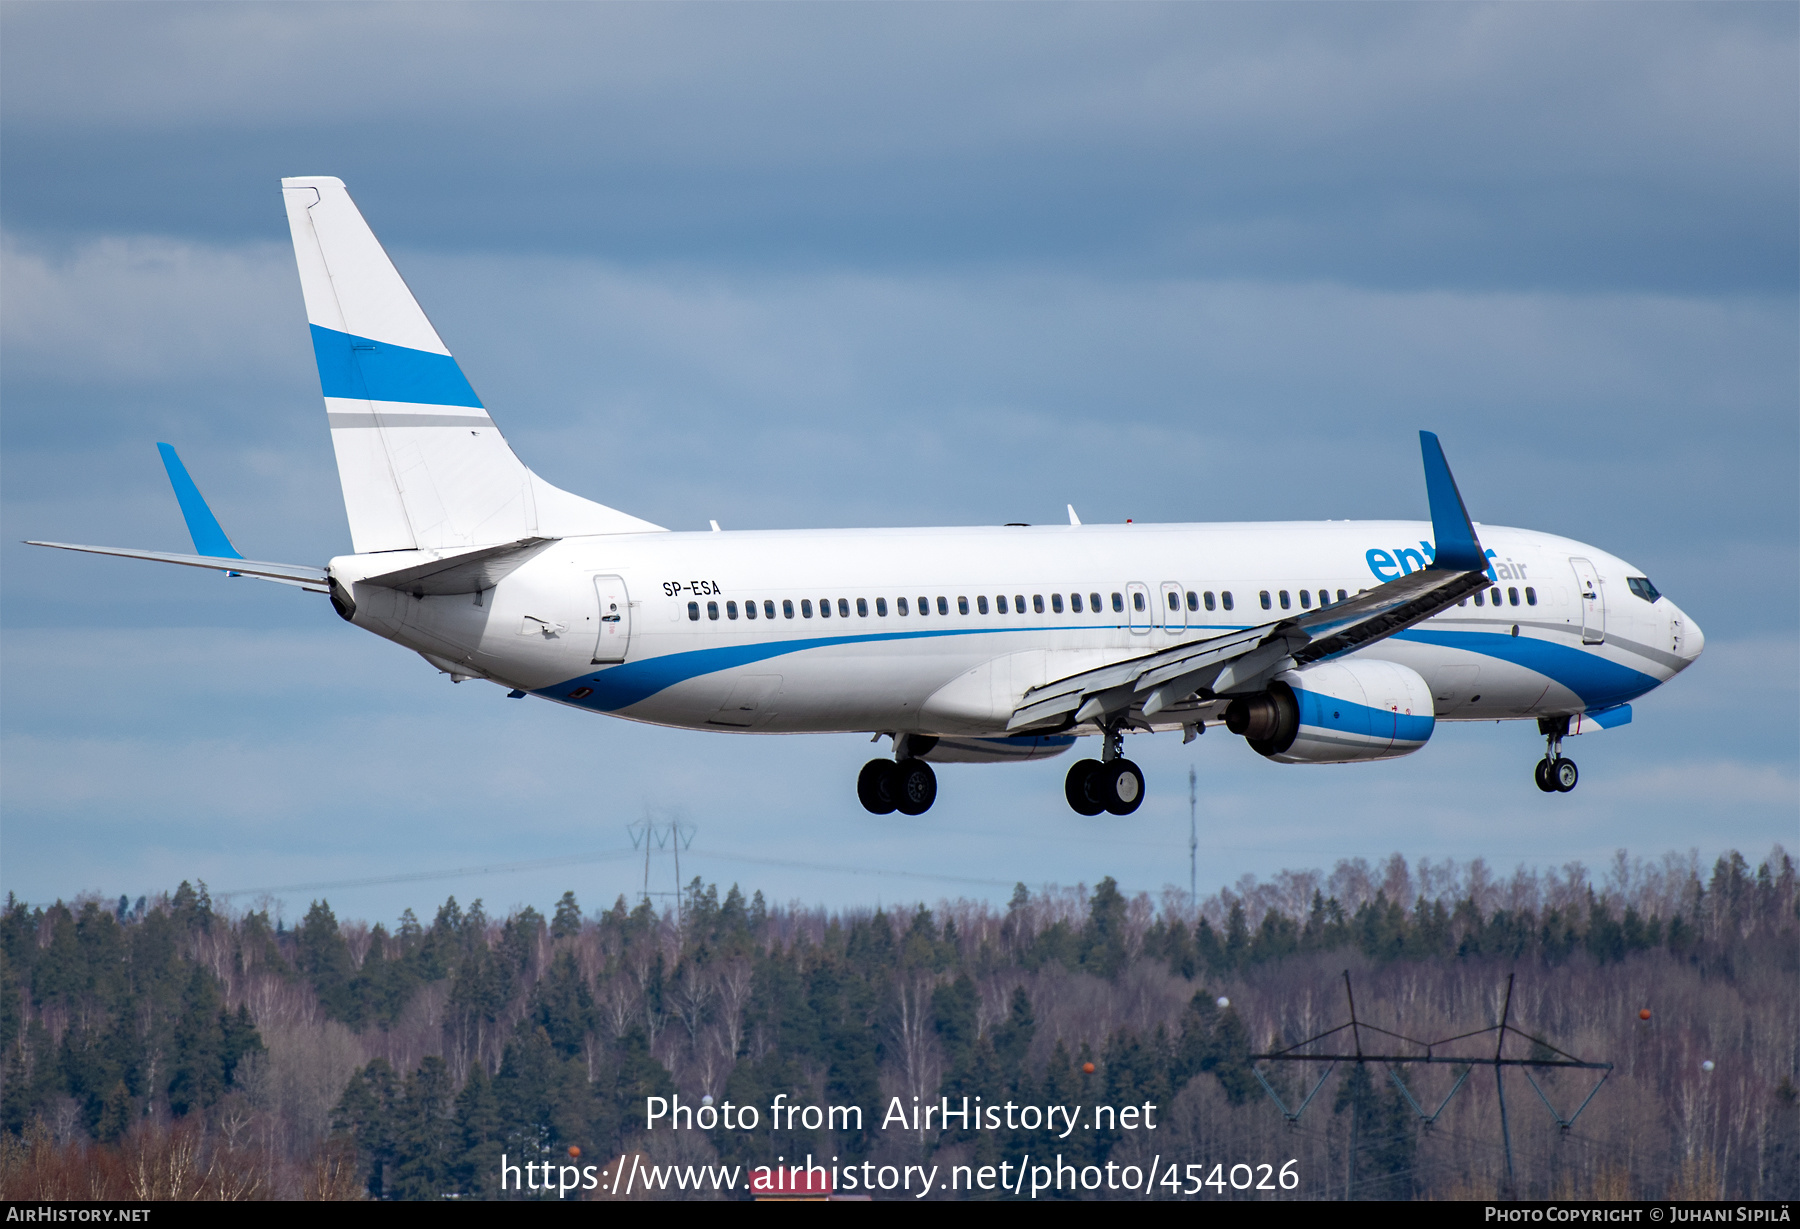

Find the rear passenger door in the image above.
[{"left": 592, "top": 575, "right": 631, "bottom": 663}]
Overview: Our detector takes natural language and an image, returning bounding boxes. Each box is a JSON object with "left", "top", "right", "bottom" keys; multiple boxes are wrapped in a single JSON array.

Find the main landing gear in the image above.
[
  {"left": 1535, "top": 716, "right": 1578, "bottom": 793},
  {"left": 1064, "top": 722, "right": 1144, "bottom": 816},
  {"left": 858, "top": 743, "right": 938, "bottom": 816}
]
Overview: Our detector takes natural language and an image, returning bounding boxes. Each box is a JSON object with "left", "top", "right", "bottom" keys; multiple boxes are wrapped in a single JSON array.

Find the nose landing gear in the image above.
[{"left": 1535, "top": 716, "right": 1578, "bottom": 793}]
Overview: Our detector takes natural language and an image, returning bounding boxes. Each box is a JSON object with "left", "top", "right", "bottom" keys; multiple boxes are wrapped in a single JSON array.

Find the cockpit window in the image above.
[{"left": 1627, "top": 576, "right": 1661, "bottom": 604}]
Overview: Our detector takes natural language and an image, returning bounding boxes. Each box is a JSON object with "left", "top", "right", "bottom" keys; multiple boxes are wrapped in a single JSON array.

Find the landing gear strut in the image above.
[
  {"left": 1065, "top": 721, "right": 1145, "bottom": 815},
  {"left": 1535, "top": 716, "right": 1578, "bottom": 793}
]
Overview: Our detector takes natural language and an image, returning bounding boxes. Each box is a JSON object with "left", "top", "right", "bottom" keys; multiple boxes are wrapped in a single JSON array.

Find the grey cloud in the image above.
[{"left": 2, "top": 3, "right": 1792, "bottom": 291}]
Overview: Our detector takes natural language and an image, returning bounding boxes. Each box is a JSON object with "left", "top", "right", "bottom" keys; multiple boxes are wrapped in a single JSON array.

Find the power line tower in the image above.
[
  {"left": 1249, "top": 972, "right": 1612, "bottom": 1198},
  {"left": 627, "top": 817, "right": 696, "bottom": 926}
]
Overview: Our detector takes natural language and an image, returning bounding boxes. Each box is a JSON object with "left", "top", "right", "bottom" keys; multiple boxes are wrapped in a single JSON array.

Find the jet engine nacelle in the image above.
[{"left": 1224, "top": 659, "right": 1435, "bottom": 764}]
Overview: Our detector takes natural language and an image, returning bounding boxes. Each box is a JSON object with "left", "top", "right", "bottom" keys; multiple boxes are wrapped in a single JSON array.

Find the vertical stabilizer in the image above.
[{"left": 281, "top": 176, "right": 662, "bottom": 553}]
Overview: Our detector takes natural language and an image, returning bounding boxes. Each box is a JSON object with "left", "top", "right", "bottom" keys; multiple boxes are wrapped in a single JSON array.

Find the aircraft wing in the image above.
[
  {"left": 1006, "top": 566, "right": 1489, "bottom": 731},
  {"left": 1007, "top": 430, "right": 1495, "bottom": 732},
  {"left": 24, "top": 541, "right": 330, "bottom": 593}
]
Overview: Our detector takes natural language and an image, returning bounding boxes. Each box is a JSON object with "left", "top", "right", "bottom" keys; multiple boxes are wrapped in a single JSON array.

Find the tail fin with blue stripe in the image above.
[{"left": 280, "top": 176, "right": 662, "bottom": 553}]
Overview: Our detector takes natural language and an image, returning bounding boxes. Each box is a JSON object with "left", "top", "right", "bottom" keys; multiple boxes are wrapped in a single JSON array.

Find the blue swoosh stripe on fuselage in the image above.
[
  {"left": 542, "top": 623, "right": 1660, "bottom": 715},
  {"left": 549, "top": 623, "right": 1209, "bottom": 711},
  {"left": 556, "top": 627, "right": 1004, "bottom": 710},
  {"left": 310, "top": 325, "right": 484, "bottom": 409},
  {"left": 1390, "top": 629, "right": 1659, "bottom": 709}
]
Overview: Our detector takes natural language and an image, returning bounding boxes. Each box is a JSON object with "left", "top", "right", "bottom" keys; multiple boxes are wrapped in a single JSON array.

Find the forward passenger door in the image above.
[{"left": 1569, "top": 558, "right": 1605, "bottom": 645}]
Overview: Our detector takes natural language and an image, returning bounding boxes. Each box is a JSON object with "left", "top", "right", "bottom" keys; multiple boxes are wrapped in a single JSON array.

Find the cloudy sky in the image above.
[{"left": 3, "top": 3, "right": 1794, "bottom": 926}]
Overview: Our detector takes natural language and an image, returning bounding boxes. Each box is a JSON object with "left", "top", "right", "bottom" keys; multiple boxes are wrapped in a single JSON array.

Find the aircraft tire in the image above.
[
  {"left": 1097, "top": 759, "right": 1146, "bottom": 816},
  {"left": 857, "top": 759, "right": 899, "bottom": 815},
  {"left": 893, "top": 758, "right": 938, "bottom": 815},
  {"left": 1534, "top": 758, "right": 1557, "bottom": 792},
  {"left": 1065, "top": 759, "right": 1105, "bottom": 816},
  {"left": 1553, "top": 757, "right": 1579, "bottom": 793}
]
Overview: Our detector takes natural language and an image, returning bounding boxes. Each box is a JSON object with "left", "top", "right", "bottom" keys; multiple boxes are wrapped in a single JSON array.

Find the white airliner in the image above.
[{"left": 29, "top": 177, "right": 1704, "bottom": 817}]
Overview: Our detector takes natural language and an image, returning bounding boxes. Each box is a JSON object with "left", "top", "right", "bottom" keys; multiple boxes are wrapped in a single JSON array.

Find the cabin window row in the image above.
[
  {"left": 1258, "top": 589, "right": 1351, "bottom": 611},
  {"left": 685, "top": 589, "right": 1239, "bottom": 621},
  {"left": 1460, "top": 586, "right": 1536, "bottom": 608}
]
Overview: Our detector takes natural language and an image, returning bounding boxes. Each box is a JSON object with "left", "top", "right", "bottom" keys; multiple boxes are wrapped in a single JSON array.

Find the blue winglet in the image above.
[
  {"left": 1419, "top": 431, "right": 1485, "bottom": 572},
  {"left": 156, "top": 443, "right": 242, "bottom": 560}
]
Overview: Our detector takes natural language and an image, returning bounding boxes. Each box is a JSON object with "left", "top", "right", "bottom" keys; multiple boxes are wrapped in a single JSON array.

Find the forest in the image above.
[{"left": 0, "top": 845, "right": 1794, "bottom": 1200}]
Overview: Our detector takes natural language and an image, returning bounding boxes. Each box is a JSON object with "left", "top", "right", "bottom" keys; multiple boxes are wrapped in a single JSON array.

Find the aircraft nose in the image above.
[{"left": 1672, "top": 603, "right": 1704, "bottom": 665}]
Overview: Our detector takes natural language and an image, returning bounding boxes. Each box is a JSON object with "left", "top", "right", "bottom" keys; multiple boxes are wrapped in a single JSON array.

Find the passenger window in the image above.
[
  {"left": 977, "top": 595, "right": 989, "bottom": 614},
  {"left": 783, "top": 599, "right": 795, "bottom": 619},
  {"left": 1279, "top": 590, "right": 1291, "bottom": 610},
  {"left": 1167, "top": 590, "right": 1180, "bottom": 610},
  {"left": 1299, "top": 590, "right": 1311, "bottom": 609},
  {"left": 1222, "top": 592, "right": 1234, "bottom": 611},
  {"left": 1473, "top": 590, "right": 1484, "bottom": 607},
  {"left": 1337, "top": 589, "right": 1347, "bottom": 603},
  {"left": 1051, "top": 593, "right": 1063, "bottom": 613},
  {"left": 1525, "top": 587, "right": 1537, "bottom": 606},
  {"left": 1071, "top": 593, "right": 1083, "bottom": 613},
  {"left": 746, "top": 600, "right": 759, "bottom": 620},
  {"left": 916, "top": 596, "right": 928, "bottom": 617},
  {"left": 688, "top": 601, "right": 700, "bottom": 621},
  {"left": 764, "top": 599, "right": 777, "bottom": 619},
  {"left": 819, "top": 598, "right": 831, "bottom": 618},
  {"left": 1015, "top": 594, "right": 1026, "bottom": 612},
  {"left": 876, "top": 597, "right": 888, "bottom": 617},
  {"left": 1204, "top": 591, "right": 1216, "bottom": 611},
  {"left": 1111, "top": 592, "right": 1124, "bottom": 613},
  {"left": 1318, "top": 590, "right": 1329, "bottom": 607},
  {"left": 1458, "top": 598, "right": 1468, "bottom": 607},
  {"left": 727, "top": 601, "right": 739, "bottom": 620},
  {"left": 938, "top": 596, "right": 949, "bottom": 615},
  {"left": 1186, "top": 591, "right": 1199, "bottom": 611},
  {"left": 1034, "top": 595, "right": 1045, "bottom": 614},
  {"left": 801, "top": 599, "right": 813, "bottom": 618},
  {"left": 1490, "top": 587, "right": 1502, "bottom": 605},
  {"left": 1260, "top": 591, "right": 1272, "bottom": 610},
  {"left": 1508, "top": 588, "right": 1519, "bottom": 606},
  {"left": 958, "top": 596, "right": 969, "bottom": 615},
  {"left": 997, "top": 595, "right": 1008, "bottom": 614},
  {"left": 898, "top": 597, "right": 909, "bottom": 616},
  {"left": 707, "top": 600, "right": 719, "bottom": 620},
  {"left": 1132, "top": 591, "right": 1146, "bottom": 613},
  {"left": 856, "top": 597, "right": 868, "bottom": 617}
]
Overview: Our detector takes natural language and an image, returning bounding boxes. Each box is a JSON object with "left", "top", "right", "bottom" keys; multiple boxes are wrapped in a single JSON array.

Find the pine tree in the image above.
[
  {"left": 389, "top": 1056, "right": 459, "bottom": 1201},
  {"left": 332, "top": 1059, "right": 399, "bottom": 1198},
  {"left": 455, "top": 1061, "right": 504, "bottom": 1198}
]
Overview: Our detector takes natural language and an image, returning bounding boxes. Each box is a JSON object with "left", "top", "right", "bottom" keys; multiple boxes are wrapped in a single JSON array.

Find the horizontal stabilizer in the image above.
[
  {"left": 355, "top": 537, "right": 558, "bottom": 596},
  {"left": 25, "top": 542, "right": 329, "bottom": 592}
]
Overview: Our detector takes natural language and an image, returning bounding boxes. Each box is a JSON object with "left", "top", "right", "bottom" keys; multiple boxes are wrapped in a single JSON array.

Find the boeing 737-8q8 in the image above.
[{"left": 28, "top": 177, "right": 1704, "bottom": 817}]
